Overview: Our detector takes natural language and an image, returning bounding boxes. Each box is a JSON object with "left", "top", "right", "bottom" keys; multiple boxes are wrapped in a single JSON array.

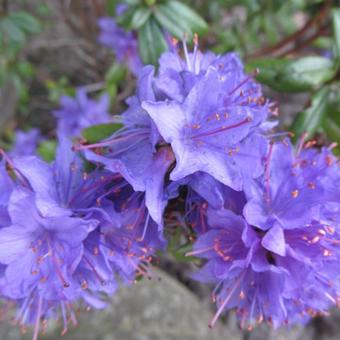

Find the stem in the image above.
[{"left": 249, "top": 0, "right": 332, "bottom": 58}]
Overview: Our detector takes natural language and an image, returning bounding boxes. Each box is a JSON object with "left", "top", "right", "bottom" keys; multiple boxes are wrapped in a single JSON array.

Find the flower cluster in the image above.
[
  {"left": 0, "top": 138, "right": 164, "bottom": 339},
  {"left": 0, "top": 40, "right": 339, "bottom": 339}
]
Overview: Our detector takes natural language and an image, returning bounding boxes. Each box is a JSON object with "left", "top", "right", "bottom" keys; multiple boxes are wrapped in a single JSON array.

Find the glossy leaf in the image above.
[
  {"left": 8, "top": 12, "right": 41, "bottom": 34},
  {"left": 332, "top": 9, "right": 340, "bottom": 62},
  {"left": 246, "top": 58, "right": 291, "bottom": 91},
  {"left": 138, "top": 19, "right": 168, "bottom": 65},
  {"left": 166, "top": 1, "right": 208, "bottom": 35},
  {"left": 248, "top": 57, "right": 336, "bottom": 92},
  {"left": 154, "top": 4, "right": 193, "bottom": 38},
  {"left": 279, "top": 57, "right": 336, "bottom": 92},
  {"left": 38, "top": 140, "right": 57, "bottom": 163},
  {"left": 0, "top": 18, "right": 26, "bottom": 44},
  {"left": 291, "top": 87, "right": 329, "bottom": 139},
  {"left": 82, "top": 123, "right": 123, "bottom": 143},
  {"left": 130, "top": 7, "right": 151, "bottom": 29}
]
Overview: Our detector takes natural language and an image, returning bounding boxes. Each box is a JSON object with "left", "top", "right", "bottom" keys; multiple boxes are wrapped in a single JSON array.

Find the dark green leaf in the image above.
[
  {"left": 9, "top": 12, "right": 41, "bottom": 34},
  {"left": 82, "top": 123, "right": 123, "bottom": 143},
  {"left": 17, "top": 62, "right": 35, "bottom": 79},
  {"left": 291, "top": 87, "right": 329, "bottom": 138},
  {"left": 248, "top": 57, "right": 336, "bottom": 92},
  {"left": 38, "top": 140, "right": 57, "bottom": 162},
  {"left": 323, "top": 116, "right": 340, "bottom": 147},
  {"left": 154, "top": 4, "right": 192, "bottom": 38},
  {"left": 332, "top": 9, "right": 340, "bottom": 63},
  {"left": 279, "top": 57, "right": 336, "bottom": 91},
  {"left": 173, "top": 243, "right": 197, "bottom": 263},
  {"left": 105, "top": 63, "right": 126, "bottom": 85},
  {"left": 246, "top": 58, "right": 291, "bottom": 91},
  {"left": 123, "top": 0, "right": 141, "bottom": 5},
  {"left": 115, "top": 7, "right": 136, "bottom": 29},
  {"left": 106, "top": 0, "right": 119, "bottom": 15},
  {"left": 165, "top": 1, "right": 208, "bottom": 35},
  {"left": 138, "top": 19, "right": 168, "bottom": 65},
  {"left": 130, "top": 7, "right": 151, "bottom": 29},
  {"left": 144, "top": 0, "right": 156, "bottom": 6},
  {"left": 0, "top": 18, "right": 26, "bottom": 44}
]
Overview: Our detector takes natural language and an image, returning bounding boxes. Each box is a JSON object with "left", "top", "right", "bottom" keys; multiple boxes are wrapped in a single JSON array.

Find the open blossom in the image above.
[
  {"left": 189, "top": 140, "right": 340, "bottom": 328},
  {"left": 143, "top": 65, "right": 269, "bottom": 190},
  {"left": 0, "top": 138, "right": 104, "bottom": 333},
  {"left": 98, "top": 17, "right": 142, "bottom": 75},
  {"left": 82, "top": 66, "right": 174, "bottom": 226},
  {"left": 0, "top": 137, "right": 166, "bottom": 337},
  {"left": 53, "top": 88, "right": 111, "bottom": 138}
]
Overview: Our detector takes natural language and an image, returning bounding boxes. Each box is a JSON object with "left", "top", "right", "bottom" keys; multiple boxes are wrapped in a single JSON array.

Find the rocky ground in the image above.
[{"left": 1, "top": 270, "right": 340, "bottom": 340}]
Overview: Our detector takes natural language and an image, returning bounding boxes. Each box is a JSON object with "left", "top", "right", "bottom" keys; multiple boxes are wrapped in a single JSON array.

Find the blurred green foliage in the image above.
[{"left": 0, "top": 7, "right": 41, "bottom": 106}]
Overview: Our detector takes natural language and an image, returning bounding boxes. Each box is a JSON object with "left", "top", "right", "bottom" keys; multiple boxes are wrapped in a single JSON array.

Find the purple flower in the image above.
[
  {"left": 0, "top": 161, "right": 13, "bottom": 228},
  {"left": 0, "top": 134, "right": 167, "bottom": 336},
  {"left": 142, "top": 64, "right": 269, "bottom": 190},
  {"left": 10, "top": 129, "right": 41, "bottom": 157},
  {"left": 82, "top": 66, "right": 174, "bottom": 226},
  {"left": 189, "top": 140, "right": 340, "bottom": 328},
  {"left": 0, "top": 138, "right": 112, "bottom": 335},
  {"left": 98, "top": 17, "right": 142, "bottom": 75},
  {"left": 73, "top": 176, "right": 165, "bottom": 307},
  {"left": 53, "top": 89, "right": 111, "bottom": 138},
  {"left": 184, "top": 173, "right": 246, "bottom": 234},
  {"left": 191, "top": 207, "right": 340, "bottom": 329},
  {"left": 0, "top": 186, "right": 97, "bottom": 299},
  {"left": 243, "top": 141, "right": 333, "bottom": 231}
]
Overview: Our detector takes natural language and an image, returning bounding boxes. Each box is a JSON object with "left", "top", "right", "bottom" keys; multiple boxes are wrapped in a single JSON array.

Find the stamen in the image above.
[
  {"left": 47, "top": 239, "right": 70, "bottom": 288},
  {"left": 185, "top": 246, "right": 214, "bottom": 257},
  {"left": 191, "top": 117, "right": 252, "bottom": 140},
  {"left": 60, "top": 301, "right": 68, "bottom": 336},
  {"left": 83, "top": 256, "right": 106, "bottom": 285},
  {"left": 264, "top": 142, "right": 274, "bottom": 203},
  {"left": 182, "top": 37, "right": 191, "bottom": 72},
  {"left": 228, "top": 69, "right": 259, "bottom": 96},
  {"left": 0, "top": 149, "right": 30, "bottom": 187},
  {"left": 137, "top": 212, "right": 150, "bottom": 242},
  {"left": 32, "top": 297, "right": 43, "bottom": 340},
  {"left": 209, "top": 271, "right": 245, "bottom": 328}
]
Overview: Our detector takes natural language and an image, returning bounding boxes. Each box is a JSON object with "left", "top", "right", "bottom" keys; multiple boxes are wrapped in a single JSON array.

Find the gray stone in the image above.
[{"left": 0, "top": 270, "right": 239, "bottom": 340}]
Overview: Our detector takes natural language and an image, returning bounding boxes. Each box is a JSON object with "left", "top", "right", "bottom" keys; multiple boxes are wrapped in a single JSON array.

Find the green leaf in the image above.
[
  {"left": 37, "top": 140, "right": 57, "bottom": 163},
  {"left": 138, "top": 19, "right": 168, "bottom": 65},
  {"left": 144, "top": 0, "right": 156, "bottom": 7},
  {"left": 165, "top": 1, "right": 208, "bottom": 35},
  {"left": 115, "top": 7, "right": 136, "bottom": 29},
  {"left": 17, "top": 61, "right": 35, "bottom": 79},
  {"left": 291, "top": 87, "right": 329, "bottom": 138},
  {"left": 248, "top": 57, "right": 336, "bottom": 92},
  {"left": 173, "top": 243, "right": 196, "bottom": 263},
  {"left": 106, "top": 0, "right": 119, "bottom": 15},
  {"left": 105, "top": 63, "right": 126, "bottom": 85},
  {"left": 279, "top": 57, "right": 336, "bottom": 91},
  {"left": 154, "top": 4, "right": 192, "bottom": 38},
  {"left": 323, "top": 116, "right": 340, "bottom": 147},
  {"left": 82, "top": 123, "right": 123, "bottom": 143},
  {"left": 332, "top": 9, "right": 340, "bottom": 63},
  {"left": 130, "top": 7, "right": 151, "bottom": 29},
  {"left": 9, "top": 12, "right": 41, "bottom": 34},
  {"left": 0, "top": 18, "right": 26, "bottom": 44},
  {"left": 123, "top": 0, "right": 141, "bottom": 5},
  {"left": 246, "top": 58, "right": 291, "bottom": 91}
]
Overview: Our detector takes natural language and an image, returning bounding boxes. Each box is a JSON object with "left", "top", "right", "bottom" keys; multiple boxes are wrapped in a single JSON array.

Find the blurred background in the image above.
[{"left": 1, "top": 0, "right": 340, "bottom": 339}]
